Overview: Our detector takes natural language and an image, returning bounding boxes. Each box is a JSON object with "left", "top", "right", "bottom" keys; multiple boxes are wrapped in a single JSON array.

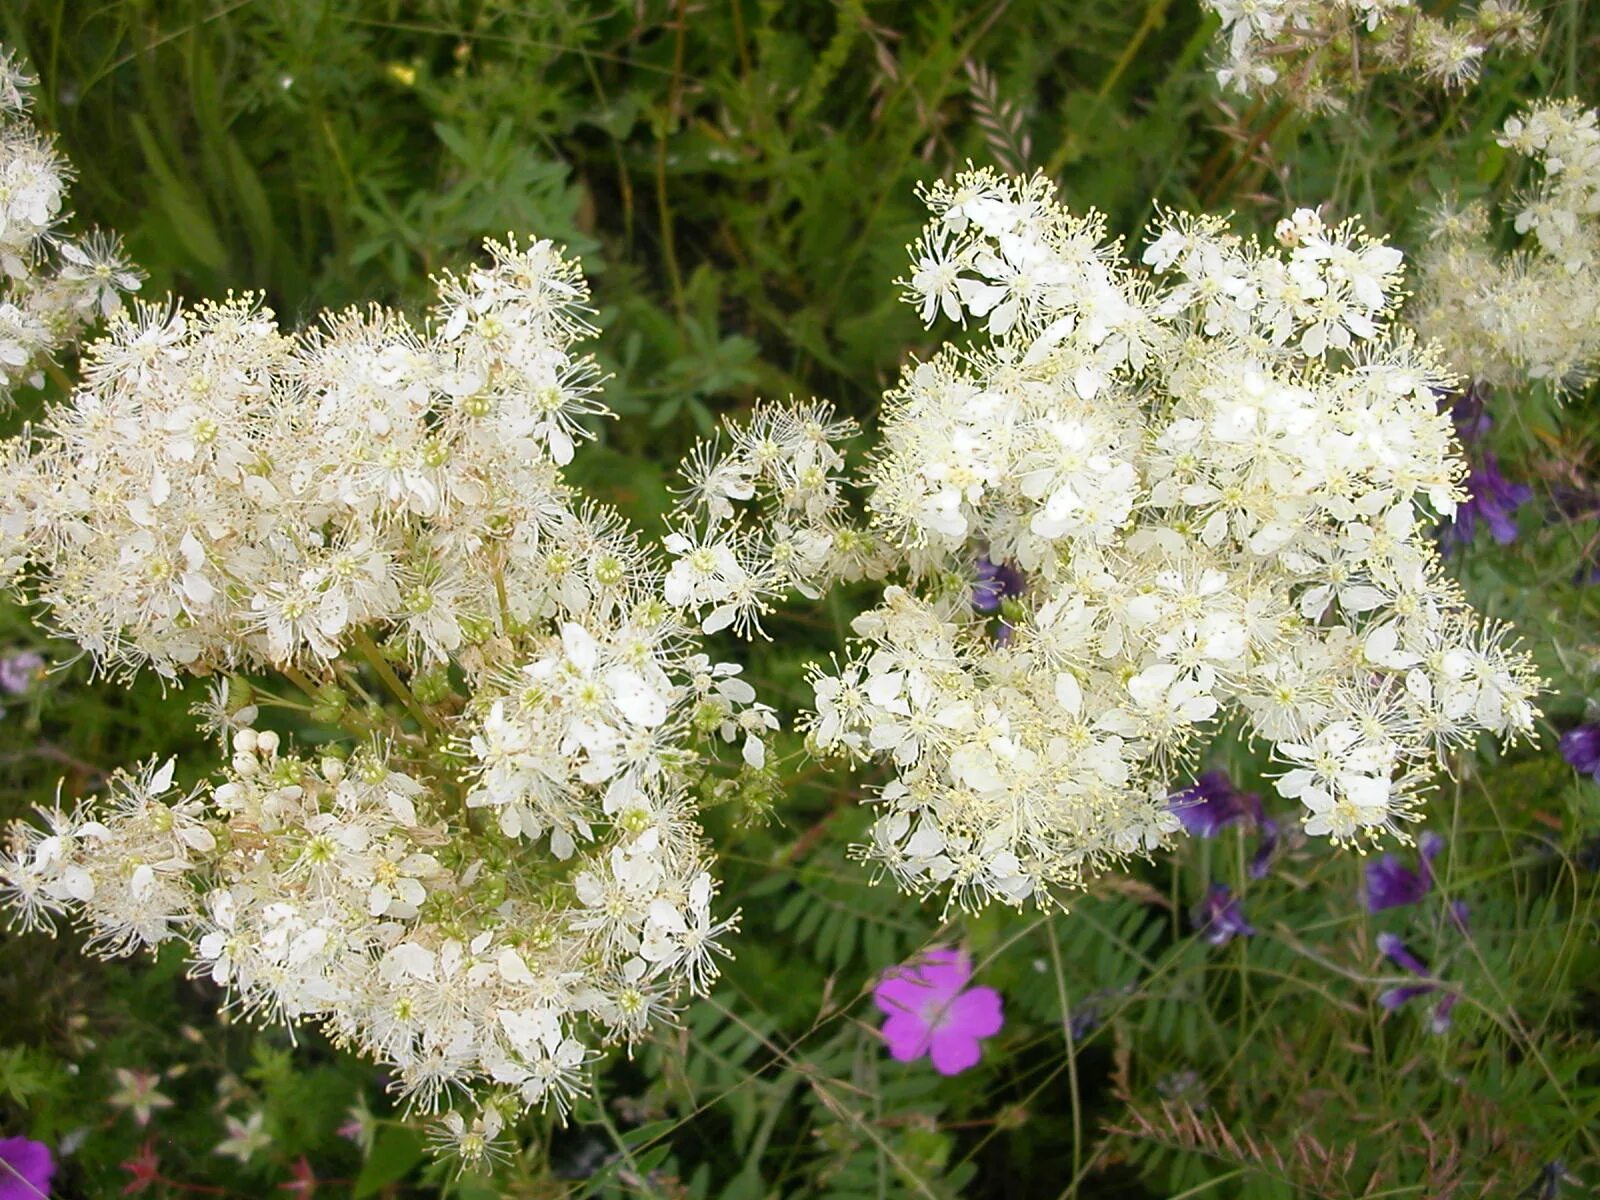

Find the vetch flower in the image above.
[
  {"left": 0, "top": 1136, "right": 54, "bottom": 1200},
  {"left": 1192, "top": 884, "right": 1255, "bottom": 947},
  {"left": 1364, "top": 831, "right": 1444, "bottom": 912},
  {"left": 970, "top": 557, "right": 1024, "bottom": 614},
  {"left": 1559, "top": 723, "right": 1600, "bottom": 781},
  {"left": 1169, "top": 770, "right": 1261, "bottom": 838},
  {"left": 1442, "top": 453, "right": 1532, "bottom": 547},
  {"left": 873, "top": 948, "right": 1004, "bottom": 1075},
  {"left": 1376, "top": 931, "right": 1457, "bottom": 1033}
]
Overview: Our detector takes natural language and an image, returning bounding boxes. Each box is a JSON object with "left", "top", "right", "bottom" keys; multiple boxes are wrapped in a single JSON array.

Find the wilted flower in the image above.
[
  {"left": 1202, "top": 0, "right": 1538, "bottom": 107},
  {"left": 873, "top": 948, "right": 1004, "bottom": 1075}
]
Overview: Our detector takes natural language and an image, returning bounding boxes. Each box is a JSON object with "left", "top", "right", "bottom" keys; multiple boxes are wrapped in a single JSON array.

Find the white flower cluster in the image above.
[
  {"left": 0, "top": 729, "right": 735, "bottom": 1128},
  {"left": 805, "top": 169, "right": 1541, "bottom": 914},
  {"left": 0, "top": 236, "right": 629, "bottom": 679},
  {"left": 663, "top": 397, "right": 889, "bottom": 633},
  {"left": 1413, "top": 99, "right": 1600, "bottom": 389},
  {"left": 1203, "top": 0, "right": 1538, "bottom": 104},
  {"left": 0, "top": 101, "right": 769, "bottom": 1149},
  {"left": 0, "top": 50, "right": 141, "bottom": 404}
]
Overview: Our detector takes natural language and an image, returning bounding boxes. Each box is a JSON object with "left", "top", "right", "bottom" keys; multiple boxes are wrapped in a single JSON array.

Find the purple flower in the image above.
[
  {"left": 1169, "top": 771, "right": 1262, "bottom": 838},
  {"left": 970, "top": 557, "right": 1024, "bottom": 614},
  {"left": 873, "top": 948, "right": 1004, "bottom": 1075},
  {"left": 0, "top": 651, "right": 43, "bottom": 697},
  {"left": 0, "top": 1136, "right": 55, "bottom": 1200},
  {"left": 1363, "top": 831, "right": 1443, "bottom": 912},
  {"left": 1248, "top": 816, "right": 1280, "bottom": 880},
  {"left": 1443, "top": 453, "right": 1532, "bottom": 548},
  {"left": 1192, "top": 884, "right": 1255, "bottom": 946},
  {"left": 1560, "top": 724, "right": 1600, "bottom": 781},
  {"left": 1170, "top": 773, "right": 1282, "bottom": 877},
  {"left": 1375, "top": 933, "right": 1457, "bottom": 1032},
  {"left": 1447, "top": 383, "right": 1493, "bottom": 444}
]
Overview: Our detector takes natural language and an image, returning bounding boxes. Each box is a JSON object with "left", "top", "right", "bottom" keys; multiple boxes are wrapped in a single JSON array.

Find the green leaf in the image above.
[{"left": 353, "top": 1125, "right": 426, "bottom": 1198}]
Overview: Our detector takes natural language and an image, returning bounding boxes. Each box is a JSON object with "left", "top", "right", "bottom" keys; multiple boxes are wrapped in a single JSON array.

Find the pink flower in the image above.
[
  {"left": 0, "top": 1136, "right": 55, "bottom": 1200},
  {"left": 873, "top": 948, "right": 1004, "bottom": 1075}
]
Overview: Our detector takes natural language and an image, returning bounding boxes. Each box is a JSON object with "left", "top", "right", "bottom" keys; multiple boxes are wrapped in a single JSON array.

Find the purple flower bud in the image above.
[
  {"left": 1379, "top": 983, "right": 1436, "bottom": 1011},
  {"left": 1429, "top": 991, "right": 1459, "bottom": 1034},
  {"left": 1376, "top": 932, "right": 1430, "bottom": 977},
  {"left": 1193, "top": 884, "right": 1255, "bottom": 946},
  {"left": 1248, "top": 816, "right": 1280, "bottom": 880},
  {"left": 1559, "top": 724, "right": 1600, "bottom": 781}
]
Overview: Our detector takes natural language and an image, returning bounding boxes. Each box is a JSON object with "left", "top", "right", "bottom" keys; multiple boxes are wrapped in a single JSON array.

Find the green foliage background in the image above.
[{"left": 2, "top": 1, "right": 1599, "bottom": 1196}]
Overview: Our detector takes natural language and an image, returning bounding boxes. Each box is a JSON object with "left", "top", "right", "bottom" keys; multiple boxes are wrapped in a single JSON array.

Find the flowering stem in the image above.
[
  {"left": 349, "top": 629, "right": 439, "bottom": 737},
  {"left": 1045, "top": 920, "right": 1085, "bottom": 1195}
]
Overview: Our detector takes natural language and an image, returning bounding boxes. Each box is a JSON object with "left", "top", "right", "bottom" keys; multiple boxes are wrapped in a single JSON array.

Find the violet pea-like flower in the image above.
[
  {"left": 1193, "top": 884, "right": 1255, "bottom": 947},
  {"left": 1364, "top": 831, "right": 1443, "bottom": 912}
]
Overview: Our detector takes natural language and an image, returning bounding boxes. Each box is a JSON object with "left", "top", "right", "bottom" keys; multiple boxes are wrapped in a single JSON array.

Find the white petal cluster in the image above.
[
  {"left": 1203, "top": 0, "right": 1538, "bottom": 104},
  {"left": 0, "top": 732, "right": 734, "bottom": 1120},
  {"left": 0, "top": 237, "right": 622, "bottom": 678},
  {"left": 0, "top": 81, "right": 764, "bottom": 1141},
  {"left": 806, "top": 169, "right": 1541, "bottom": 914},
  {"left": 1413, "top": 99, "right": 1600, "bottom": 389},
  {"left": 663, "top": 397, "right": 889, "bottom": 633},
  {"left": 0, "top": 50, "right": 141, "bottom": 404}
]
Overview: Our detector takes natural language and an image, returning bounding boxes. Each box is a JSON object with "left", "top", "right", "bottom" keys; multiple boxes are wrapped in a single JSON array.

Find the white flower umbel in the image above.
[
  {"left": 0, "top": 62, "right": 764, "bottom": 1141},
  {"left": 804, "top": 168, "right": 1541, "bottom": 915},
  {"left": 1414, "top": 99, "right": 1600, "bottom": 390},
  {"left": 1202, "top": 0, "right": 1538, "bottom": 107}
]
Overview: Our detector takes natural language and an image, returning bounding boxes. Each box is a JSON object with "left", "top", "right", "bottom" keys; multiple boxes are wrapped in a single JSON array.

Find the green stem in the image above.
[{"left": 349, "top": 628, "right": 439, "bottom": 736}]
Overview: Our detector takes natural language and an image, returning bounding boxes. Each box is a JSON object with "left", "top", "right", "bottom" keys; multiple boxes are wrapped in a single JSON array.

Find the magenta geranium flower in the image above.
[
  {"left": 873, "top": 948, "right": 1003, "bottom": 1075},
  {"left": 0, "top": 1135, "right": 55, "bottom": 1200}
]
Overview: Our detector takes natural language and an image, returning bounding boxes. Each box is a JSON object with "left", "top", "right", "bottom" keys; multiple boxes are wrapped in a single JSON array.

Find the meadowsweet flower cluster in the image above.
[
  {"left": 0, "top": 50, "right": 140, "bottom": 405},
  {"left": 804, "top": 168, "right": 1541, "bottom": 914},
  {"left": 1414, "top": 99, "right": 1600, "bottom": 389},
  {"left": 0, "top": 192, "right": 777, "bottom": 1155},
  {"left": 665, "top": 397, "right": 886, "bottom": 635},
  {"left": 1203, "top": 0, "right": 1538, "bottom": 104}
]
